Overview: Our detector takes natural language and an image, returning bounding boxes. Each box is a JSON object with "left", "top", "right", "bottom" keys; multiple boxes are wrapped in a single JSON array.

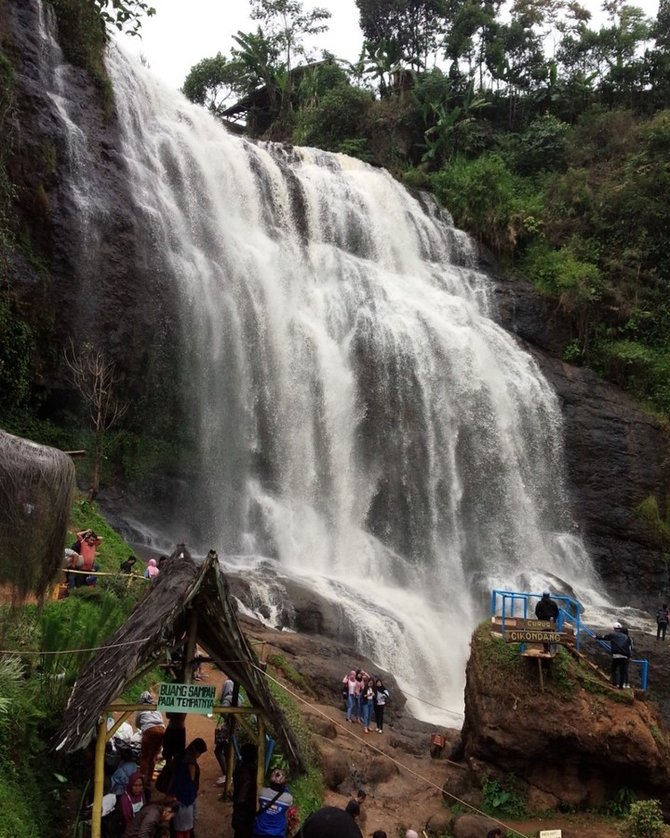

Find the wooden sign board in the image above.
[
  {"left": 539, "top": 830, "right": 562, "bottom": 838},
  {"left": 505, "top": 630, "right": 562, "bottom": 643},
  {"left": 494, "top": 618, "right": 554, "bottom": 629},
  {"left": 157, "top": 682, "right": 216, "bottom": 714}
]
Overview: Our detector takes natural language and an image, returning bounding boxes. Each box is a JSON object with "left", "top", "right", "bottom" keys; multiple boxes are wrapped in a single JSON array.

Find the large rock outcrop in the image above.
[{"left": 460, "top": 624, "right": 670, "bottom": 809}]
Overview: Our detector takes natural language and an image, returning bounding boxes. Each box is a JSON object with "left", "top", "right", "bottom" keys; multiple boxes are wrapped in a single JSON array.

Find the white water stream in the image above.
[{"left": 36, "top": 6, "right": 610, "bottom": 722}]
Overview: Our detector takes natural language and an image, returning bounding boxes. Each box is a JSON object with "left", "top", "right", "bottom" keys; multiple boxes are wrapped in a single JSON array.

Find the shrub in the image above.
[
  {"left": 481, "top": 774, "right": 527, "bottom": 819},
  {"left": 294, "top": 84, "right": 372, "bottom": 152},
  {"left": 622, "top": 799, "right": 665, "bottom": 838},
  {"left": 430, "top": 154, "right": 541, "bottom": 255}
]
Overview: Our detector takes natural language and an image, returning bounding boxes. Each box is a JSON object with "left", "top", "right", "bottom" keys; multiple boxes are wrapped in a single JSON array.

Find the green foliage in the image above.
[
  {"left": 48, "top": 0, "right": 113, "bottom": 114},
  {"left": 91, "top": 0, "right": 156, "bottom": 36},
  {"left": 634, "top": 495, "right": 670, "bottom": 550},
  {"left": 604, "top": 786, "right": 635, "bottom": 818},
  {"left": 514, "top": 114, "right": 570, "bottom": 175},
  {"left": 38, "top": 589, "right": 126, "bottom": 713},
  {"left": 267, "top": 653, "right": 315, "bottom": 696},
  {"left": 0, "top": 299, "right": 35, "bottom": 410},
  {"left": 429, "top": 155, "right": 541, "bottom": 256},
  {"left": 481, "top": 774, "right": 527, "bottom": 819},
  {"left": 182, "top": 53, "right": 244, "bottom": 117},
  {"left": 522, "top": 241, "right": 602, "bottom": 307},
  {"left": 294, "top": 83, "right": 371, "bottom": 151},
  {"left": 622, "top": 799, "right": 665, "bottom": 838}
]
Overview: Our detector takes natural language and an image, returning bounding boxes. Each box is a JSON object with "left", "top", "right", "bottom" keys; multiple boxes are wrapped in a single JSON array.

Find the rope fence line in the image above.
[
  {"left": 400, "top": 687, "right": 465, "bottom": 719},
  {"left": 252, "top": 663, "right": 530, "bottom": 838},
  {"left": 60, "top": 569, "right": 150, "bottom": 580}
]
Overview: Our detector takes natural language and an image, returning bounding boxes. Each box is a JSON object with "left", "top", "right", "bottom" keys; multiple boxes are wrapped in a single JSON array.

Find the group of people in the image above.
[
  {"left": 120, "top": 554, "right": 167, "bottom": 580},
  {"left": 102, "top": 690, "right": 208, "bottom": 838},
  {"left": 342, "top": 669, "right": 390, "bottom": 733},
  {"left": 63, "top": 526, "right": 169, "bottom": 594}
]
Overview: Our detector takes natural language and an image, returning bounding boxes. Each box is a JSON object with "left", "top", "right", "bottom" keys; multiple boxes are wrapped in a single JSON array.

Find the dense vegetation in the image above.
[{"left": 183, "top": 0, "right": 670, "bottom": 418}]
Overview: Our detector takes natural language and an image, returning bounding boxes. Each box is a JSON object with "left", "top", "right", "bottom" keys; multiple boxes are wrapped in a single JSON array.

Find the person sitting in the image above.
[
  {"left": 122, "top": 797, "right": 178, "bottom": 838},
  {"left": 120, "top": 556, "right": 138, "bottom": 574},
  {"left": 110, "top": 745, "right": 139, "bottom": 794},
  {"left": 144, "top": 559, "right": 160, "bottom": 580},
  {"left": 116, "top": 772, "right": 146, "bottom": 830}
]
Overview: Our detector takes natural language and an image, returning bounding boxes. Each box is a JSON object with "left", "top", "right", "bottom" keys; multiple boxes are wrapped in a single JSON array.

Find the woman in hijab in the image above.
[{"left": 116, "top": 771, "right": 146, "bottom": 830}]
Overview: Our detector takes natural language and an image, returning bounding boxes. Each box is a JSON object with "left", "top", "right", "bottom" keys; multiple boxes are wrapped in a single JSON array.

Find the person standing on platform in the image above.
[
  {"left": 596, "top": 622, "right": 633, "bottom": 689},
  {"left": 535, "top": 590, "right": 559, "bottom": 652}
]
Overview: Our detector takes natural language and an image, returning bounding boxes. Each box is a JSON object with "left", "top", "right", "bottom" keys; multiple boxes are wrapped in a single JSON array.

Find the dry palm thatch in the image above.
[
  {"left": 54, "top": 547, "right": 306, "bottom": 772},
  {"left": 0, "top": 429, "right": 76, "bottom": 601}
]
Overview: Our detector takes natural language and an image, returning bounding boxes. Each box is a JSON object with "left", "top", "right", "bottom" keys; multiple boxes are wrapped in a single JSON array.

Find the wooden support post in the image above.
[
  {"left": 257, "top": 716, "right": 266, "bottom": 794},
  {"left": 538, "top": 658, "right": 544, "bottom": 692},
  {"left": 91, "top": 714, "right": 107, "bottom": 838},
  {"left": 224, "top": 680, "right": 242, "bottom": 800}
]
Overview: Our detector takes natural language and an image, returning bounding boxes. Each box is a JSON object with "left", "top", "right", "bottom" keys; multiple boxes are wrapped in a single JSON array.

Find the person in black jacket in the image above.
[
  {"left": 596, "top": 622, "right": 633, "bottom": 688},
  {"left": 231, "top": 743, "right": 257, "bottom": 838},
  {"left": 535, "top": 591, "right": 559, "bottom": 652}
]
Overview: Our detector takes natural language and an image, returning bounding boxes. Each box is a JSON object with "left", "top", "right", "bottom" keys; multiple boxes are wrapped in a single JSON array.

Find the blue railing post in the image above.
[
  {"left": 491, "top": 589, "right": 496, "bottom": 616},
  {"left": 501, "top": 594, "right": 507, "bottom": 635}
]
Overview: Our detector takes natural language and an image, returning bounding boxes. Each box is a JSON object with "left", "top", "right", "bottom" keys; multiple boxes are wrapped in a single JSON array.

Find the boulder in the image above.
[
  {"left": 424, "top": 810, "right": 453, "bottom": 836},
  {"left": 364, "top": 756, "right": 399, "bottom": 784},
  {"left": 451, "top": 813, "right": 501, "bottom": 838},
  {"left": 319, "top": 743, "right": 349, "bottom": 790}
]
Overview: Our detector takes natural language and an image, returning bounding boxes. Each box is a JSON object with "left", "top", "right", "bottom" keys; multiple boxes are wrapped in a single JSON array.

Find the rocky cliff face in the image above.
[
  {"left": 2, "top": 0, "right": 669, "bottom": 605},
  {"left": 1, "top": 0, "right": 186, "bottom": 437},
  {"left": 496, "top": 277, "right": 670, "bottom": 606}
]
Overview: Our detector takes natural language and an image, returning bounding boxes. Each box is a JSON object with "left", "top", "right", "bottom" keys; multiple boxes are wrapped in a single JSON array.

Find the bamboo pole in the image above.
[
  {"left": 91, "top": 715, "right": 107, "bottom": 838},
  {"left": 182, "top": 607, "right": 198, "bottom": 684}
]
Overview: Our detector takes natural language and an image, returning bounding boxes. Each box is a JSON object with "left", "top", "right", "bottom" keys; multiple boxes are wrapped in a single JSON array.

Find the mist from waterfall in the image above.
[{"left": 35, "top": 6, "right": 606, "bottom": 720}]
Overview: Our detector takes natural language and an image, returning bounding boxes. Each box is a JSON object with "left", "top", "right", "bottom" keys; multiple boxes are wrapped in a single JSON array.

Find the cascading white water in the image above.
[{"left": 36, "top": 10, "right": 608, "bottom": 720}]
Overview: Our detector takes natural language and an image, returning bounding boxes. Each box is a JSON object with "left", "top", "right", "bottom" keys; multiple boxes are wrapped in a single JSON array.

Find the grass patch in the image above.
[
  {"left": 267, "top": 680, "right": 324, "bottom": 823},
  {"left": 267, "top": 653, "right": 316, "bottom": 697}
]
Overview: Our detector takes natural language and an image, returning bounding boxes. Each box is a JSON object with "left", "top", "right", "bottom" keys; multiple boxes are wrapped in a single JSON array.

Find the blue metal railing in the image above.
[{"left": 490, "top": 589, "right": 649, "bottom": 690}]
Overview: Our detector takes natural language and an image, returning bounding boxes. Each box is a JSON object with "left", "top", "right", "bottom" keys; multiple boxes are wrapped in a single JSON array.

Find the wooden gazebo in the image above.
[{"left": 54, "top": 547, "right": 305, "bottom": 838}]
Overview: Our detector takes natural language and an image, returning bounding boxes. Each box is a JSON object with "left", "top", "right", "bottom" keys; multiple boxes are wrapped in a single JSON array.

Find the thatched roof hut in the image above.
[{"left": 54, "top": 547, "right": 306, "bottom": 772}]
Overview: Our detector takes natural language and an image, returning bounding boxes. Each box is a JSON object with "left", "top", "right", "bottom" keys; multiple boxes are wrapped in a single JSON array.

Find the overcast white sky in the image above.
[
  {"left": 121, "top": 0, "right": 660, "bottom": 92},
  {"left": 121, "top": 0, "right": 362, "bottom": 90}
]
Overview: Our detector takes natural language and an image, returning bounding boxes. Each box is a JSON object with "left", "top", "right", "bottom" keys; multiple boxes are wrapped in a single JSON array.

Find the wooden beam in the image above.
[{"left": 257, "top": 715, "right": 266, "bottom": 793}]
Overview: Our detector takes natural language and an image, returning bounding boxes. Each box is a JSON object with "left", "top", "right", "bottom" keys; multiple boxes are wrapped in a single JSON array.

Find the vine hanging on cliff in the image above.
[{"left": 93, "top": 0, "right": 156, "bottom": 37}]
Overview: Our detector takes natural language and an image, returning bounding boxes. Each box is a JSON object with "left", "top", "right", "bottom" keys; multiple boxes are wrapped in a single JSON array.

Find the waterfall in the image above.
[{"left": 35, "top": 8, "right": 606, "bottom": 720}]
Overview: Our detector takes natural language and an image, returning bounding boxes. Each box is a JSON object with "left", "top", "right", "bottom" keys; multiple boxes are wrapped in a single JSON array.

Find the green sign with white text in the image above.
[{"left": 157, "top": 682, "right": 215, "bottom": 714}]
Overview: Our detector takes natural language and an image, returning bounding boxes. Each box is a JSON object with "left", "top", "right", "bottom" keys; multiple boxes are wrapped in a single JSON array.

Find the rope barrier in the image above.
[
  {"left": 399, "top": 686, "right": 465, "bottom": 720},
  {"left": 253, "top": 663, "right": 530, "bottom": 838},
  {"left": 61, "top": 569, "right": 149, "bottom": 580}
]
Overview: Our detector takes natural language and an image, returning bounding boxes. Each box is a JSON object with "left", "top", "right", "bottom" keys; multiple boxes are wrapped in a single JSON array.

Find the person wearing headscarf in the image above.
[
  {"left": 110, "top": 745, "right": 139, "bottom": 794},
  {"left": 342, "top": 670, "right": 358, "bottom": 722},
  {"left": 144, "top": 558, "right": 160, "bottom": 580},
  {"left": 135, "top": 691, "right": 165, "bottom": 786},
  {"left": 373, "top": 677, "right": 390, "bottom": 733},
  {"left": 116, "top": 771, "right": 146, "bottom": 829}
]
